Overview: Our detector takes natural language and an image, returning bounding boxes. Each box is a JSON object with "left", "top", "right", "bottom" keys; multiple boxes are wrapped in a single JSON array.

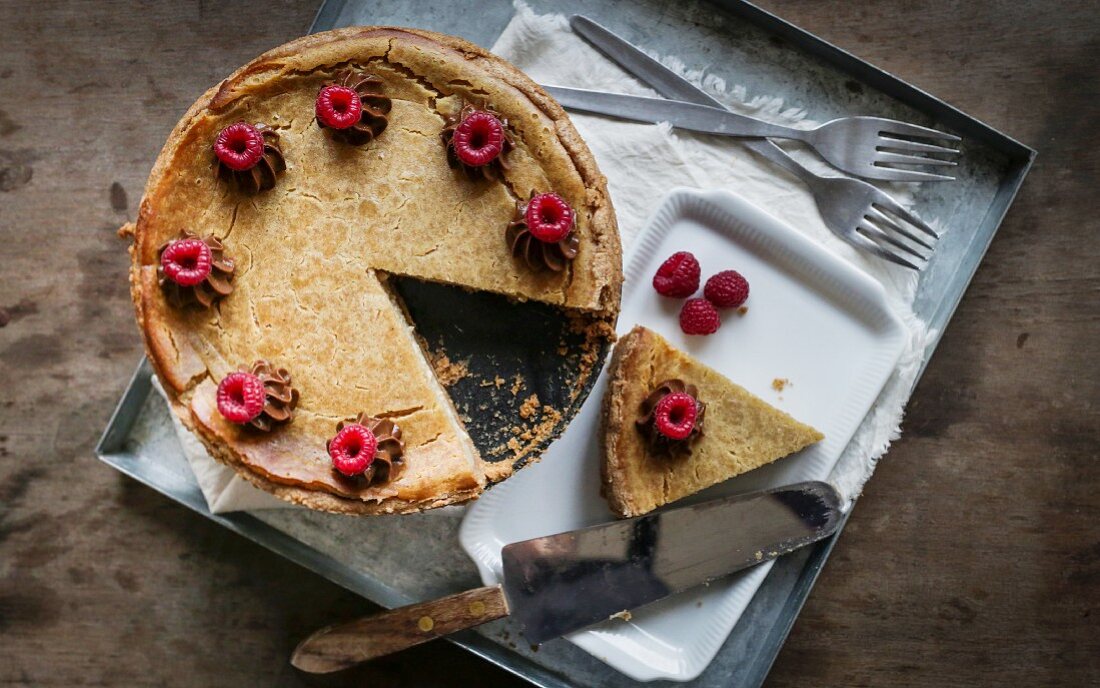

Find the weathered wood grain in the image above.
[{"left": 0, "top": 0, "right": 1096, "bottom": 686}]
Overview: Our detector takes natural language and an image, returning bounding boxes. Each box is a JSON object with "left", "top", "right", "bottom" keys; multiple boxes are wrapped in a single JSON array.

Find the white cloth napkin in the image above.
[{"left": 162, "top": 3, "right": 931, "bottom": 513}]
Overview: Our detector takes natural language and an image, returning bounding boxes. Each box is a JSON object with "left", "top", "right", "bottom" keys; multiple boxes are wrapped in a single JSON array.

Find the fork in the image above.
[
  {"left": 546, "top": 85, "right": 961, "bottom": 183},
  {"left": 567, "top": 14, "right": 939, "bottom": 268},
  {"left": 743, "top": 139, "right": 937, "bottom": 269},
  {"left": 561, "top": 17, "right": 961, "bottom": 183}
]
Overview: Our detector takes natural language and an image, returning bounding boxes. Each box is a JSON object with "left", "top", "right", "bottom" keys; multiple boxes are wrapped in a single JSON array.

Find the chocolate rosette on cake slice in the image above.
[
  {"left": 157, "top": 232, "right": 235, "bottom": 308},
  {"left": 214, "top": 122, "right": 286, "bottom": 194},
  {"left": 636, "top": 379, "right": 707, "bottom": 458},
  {"left": 506, "top": 191, "right": 580, "bottom": 272},
  {"left": 315, "top": 70, "right": 391, "bottom": 145},
  {"left": 441, "top": 100, "right": 515, "bottom": 181}
]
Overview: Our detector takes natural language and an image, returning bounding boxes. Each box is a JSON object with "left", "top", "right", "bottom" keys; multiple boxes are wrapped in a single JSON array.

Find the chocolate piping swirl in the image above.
[
  {"left": 635, "top": 379, "right": 707, "bottom": 457},
  {"left": 506, "top": 194, "right": 580, "bottom": 272},
  {"left": 157, "top": 232, "right": 235, "bottom": 309},
  {"left": 216, "top": 123, "right": 286, "bottom": 194},
  {"left": 329, "top": 413, "right": 406, "bottom": 485},
  {"left": 245, "top": 360, "right": 299, "bottom": 432},
  {"left": 319, "top": 70, "right": 391, "bottom": 145},
  {"left": 440, "top": 101, "right": 515, "bottom": 182}
]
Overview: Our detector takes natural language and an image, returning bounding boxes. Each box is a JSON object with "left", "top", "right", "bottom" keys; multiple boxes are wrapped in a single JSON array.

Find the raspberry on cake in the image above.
[
  {"left": 217, "top": 371, "right": 266, "bottom": 424},
  {"left": 214, "top": 361, "right": 299, "bottom": 432},
  {"left": 214, "top": 122, "right": 265, "bottom": 171},
  {"left": 213, "top": 122, "right": 286, "bottom": 194},
  {"left": 328, "top": 423, "right": 378, "bottom": 477},
  {"left": 160, "top": 238, "right": 212, "bottom": 287},
  {"left": 507, "top": 191, "right": 581, "bottom": 272},
  {"left": 156, "top": 233, "right": 235, "bottom": 309},
  {"left": 327, "top": 413, "right": 406, "bottom": 485},
  {"left": 315, "top": 70, "right": 391, "bottom": 145},
  {"left": 524, "top": 192, "right": 575, "bottom": 243},
  {"left": 441, "top": 101, "right": 515, "bottom": 181},
  {"left": 652, "top": 392, "right": 699, "bottom": 441}
]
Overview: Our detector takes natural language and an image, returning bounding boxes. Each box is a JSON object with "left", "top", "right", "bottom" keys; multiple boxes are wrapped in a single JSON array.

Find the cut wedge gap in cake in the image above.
[{"left": 386, "top": 276, "right": 613, "bottom": 483}]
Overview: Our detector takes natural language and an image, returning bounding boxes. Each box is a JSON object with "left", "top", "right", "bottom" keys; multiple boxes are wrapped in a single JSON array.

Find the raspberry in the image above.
[
  {"left": 679, "top": 297, "right": 720, "bottom": 335},
  {"left": 654, "top": 392, "right": 698, "bottom": 440},
  {"left": 525, "top": 192, "right": 575, "bottom": 243},
  {"left": 653, "top": 251, "right": 700, "bottom": 298},
  {"left": 452, "top": 111, "right": 505, "bottom": 167},
  {"left": 315, "top": 84, "right": 363, "bottom": 130},
  {"left": 213, "top": 122, "right": 265, "bottom": 171},
  {"left": 216, "top": 372, "right": 266, "bottom": 424},
  {"left": 160, "top": 238, "right": 212, "bottom": 287},
  {"left": 704, "top": 270, "right": 750, "bottom": 308},
  {"left": 328, "top": 423, "right": 378, "bottom": 477}
]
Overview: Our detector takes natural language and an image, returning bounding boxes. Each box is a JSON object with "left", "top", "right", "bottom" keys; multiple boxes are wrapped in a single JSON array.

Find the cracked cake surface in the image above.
[{"left": 126, "top": 27, "right": 622, "bottom": 514}]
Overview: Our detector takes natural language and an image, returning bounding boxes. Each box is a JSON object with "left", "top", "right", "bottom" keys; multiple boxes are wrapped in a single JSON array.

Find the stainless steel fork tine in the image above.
[
  {"left": 875, "top": 120, "right": 961, "bottom": 142},
  {"left": 865, "top": 208, "right": 935, "bottom": 250},
  {"left": 874, "top": 151, "right": 958, "bottom": 168},
  {"left": 865, "top": 166, "right": 956, "bottom": 182},
  {"left": 877, "top": 137, "right": 960, "bottom": 155},
  {"left": 857, "top": 221, "right": 928, "bottom": 261},
  {"left": 872, "top": 198, "right": 938, "bottom": 239},
  {"left": 841, "top": 228, "right": 920, "bottom": 271}
]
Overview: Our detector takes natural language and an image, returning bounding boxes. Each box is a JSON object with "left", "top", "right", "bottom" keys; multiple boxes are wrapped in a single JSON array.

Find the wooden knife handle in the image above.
[{"left": 291, "top": 585, "right": 509, "bottom": 674}]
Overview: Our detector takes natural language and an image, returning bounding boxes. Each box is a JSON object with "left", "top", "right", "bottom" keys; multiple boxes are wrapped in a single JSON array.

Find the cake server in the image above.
[
  {"left": 567, "top": 14, "right": 939, "bottom": 270},
  {"left": 543, "top": 81, "right": 959, "bottom": 183},
  {"left": 291, "top": 480, "right": 842, "bottom": 673}
]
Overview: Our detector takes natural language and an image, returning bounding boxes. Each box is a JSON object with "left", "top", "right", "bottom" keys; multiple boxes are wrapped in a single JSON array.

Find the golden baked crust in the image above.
[
  {"left": 600, "top": 326, "right": 823, "bottom": 518},
  {"left": 126, "top": 27, "right": 622, "bottom": 514}
]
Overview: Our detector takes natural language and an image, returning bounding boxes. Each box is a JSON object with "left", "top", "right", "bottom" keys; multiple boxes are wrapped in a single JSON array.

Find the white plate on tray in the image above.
[{"left": 459, "top": 188, "right": 906, "bottom": 682}]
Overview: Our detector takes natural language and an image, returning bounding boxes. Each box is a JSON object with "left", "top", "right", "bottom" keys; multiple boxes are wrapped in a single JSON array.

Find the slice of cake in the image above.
[{"left": 600, "top": 326, "right": 823, "bottom": 518}]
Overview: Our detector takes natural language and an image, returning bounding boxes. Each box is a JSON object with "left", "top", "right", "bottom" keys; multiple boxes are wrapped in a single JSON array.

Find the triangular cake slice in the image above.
[{"left": 600, "top": 326, "right": 823, "bottom": 518}]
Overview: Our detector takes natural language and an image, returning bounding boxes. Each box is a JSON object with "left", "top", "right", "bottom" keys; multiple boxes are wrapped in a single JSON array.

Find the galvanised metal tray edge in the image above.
[{"left": 96, "top": 2, "right": 1035, "bottom": 687}]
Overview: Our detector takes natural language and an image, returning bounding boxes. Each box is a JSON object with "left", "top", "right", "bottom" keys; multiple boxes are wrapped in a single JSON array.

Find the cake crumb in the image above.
[
  {"left": 754, "top": 551, "right": 763, "bottom": 561},
  {"left": 428, "top": 350, "right": 470, "bottom": 386},
  {"left": 519, "top": 394, "right": 541, "bottom": 420},
  {"left": 771, "top": 378, "right": 790, "bottom": 393},
  {"left": 494, "top": 375, "right": 506, "bottom": 389},
  {"left": 737, "top": 306, "right": 749, "bottom": 316},
  {"left": 609, "top": 610, "right": 632, "bottom": 622},
  {"left": 510, "top": 374, "right": 526, "bottom": 396}
]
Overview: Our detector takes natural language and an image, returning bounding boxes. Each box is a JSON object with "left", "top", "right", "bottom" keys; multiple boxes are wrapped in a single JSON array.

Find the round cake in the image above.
[{"left": 124, "top": 27, "right": 622, "bottom": 514}]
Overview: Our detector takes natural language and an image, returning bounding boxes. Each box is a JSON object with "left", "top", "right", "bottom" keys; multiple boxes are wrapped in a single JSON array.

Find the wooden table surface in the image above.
[{"left": 1, "top": 1, "right": 1097, "bottom": 685}]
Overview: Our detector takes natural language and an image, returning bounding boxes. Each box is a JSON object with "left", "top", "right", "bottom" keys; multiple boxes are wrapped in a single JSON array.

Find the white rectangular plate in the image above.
[{"left": 459, "top": 188, "right": 906, "bottom": 682}]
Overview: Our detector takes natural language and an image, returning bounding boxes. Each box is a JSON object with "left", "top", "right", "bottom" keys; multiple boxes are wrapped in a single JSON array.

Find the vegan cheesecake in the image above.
[{"left": 124, "top": 27, "right": 622, "bottom": 514}]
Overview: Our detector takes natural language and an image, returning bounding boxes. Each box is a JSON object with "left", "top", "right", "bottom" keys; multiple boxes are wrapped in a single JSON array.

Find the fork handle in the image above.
[
  {"left": 742, "top": 139, "right": 824, "bottom": 186},
  {"left": 544, "top": 86, "right": 802, "bottom": 140}
]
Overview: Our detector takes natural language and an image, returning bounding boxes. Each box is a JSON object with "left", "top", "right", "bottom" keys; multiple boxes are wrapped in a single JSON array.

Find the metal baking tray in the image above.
[{"left": 97, "top": 1, "right": 1034, "bottom": 686}]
